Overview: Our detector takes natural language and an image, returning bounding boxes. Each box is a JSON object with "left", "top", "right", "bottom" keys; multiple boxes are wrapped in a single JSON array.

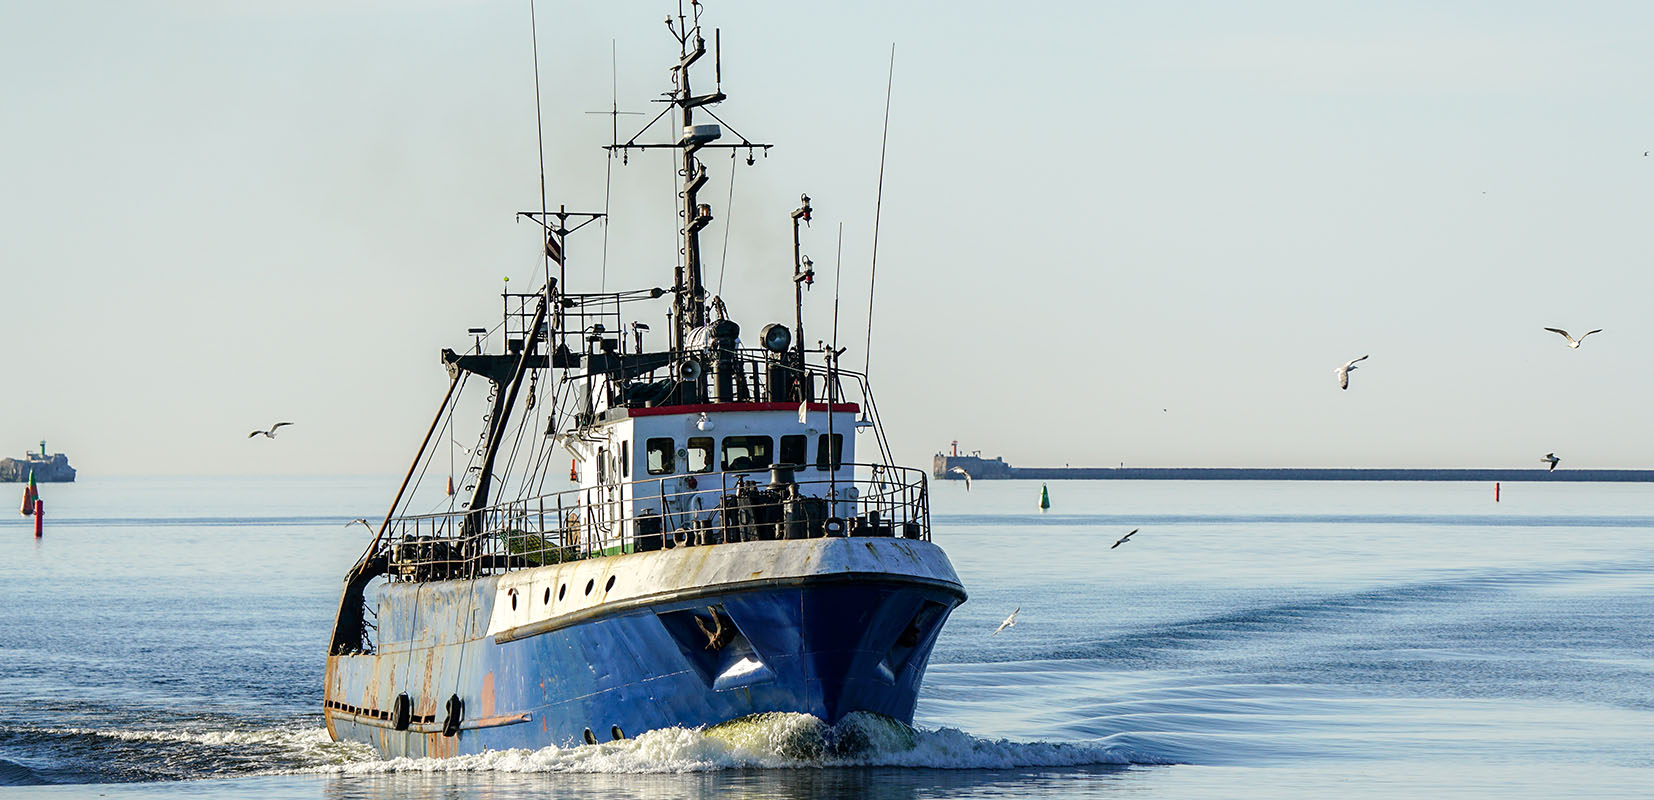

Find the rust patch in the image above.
[
  {"left": 480, "top": 671, "right": 497, "bottom": 718},
  {"left": 419, "top": 649, "right": 436, "bottom": 717},
  {"left": 429, "top": 730, "right": 456, "bottom": 759}
]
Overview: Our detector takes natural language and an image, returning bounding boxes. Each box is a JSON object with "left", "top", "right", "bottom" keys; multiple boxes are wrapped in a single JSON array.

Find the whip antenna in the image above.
[
  {"left": 864, "top": 44, "right": 894, "bottom": 374},
  {"left": 528, "top": 0, "right": 555, "bottom": 304}
]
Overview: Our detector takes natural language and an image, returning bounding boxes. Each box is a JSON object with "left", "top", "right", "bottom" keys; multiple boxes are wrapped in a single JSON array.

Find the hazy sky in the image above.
[{"left": 6, "top": 1, "right": 1654, "bottom": 476}]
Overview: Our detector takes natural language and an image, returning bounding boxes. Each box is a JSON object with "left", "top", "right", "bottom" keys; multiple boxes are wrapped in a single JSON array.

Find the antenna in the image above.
[
  {"left": 604, "top": 40, "right": 615, "bottom": 293},
  {"left": 528, "top": 0, "right": 555, "bottom": 316},
  {"left": 827, "top": 223, "right": 845, "bottom": 506},
  {"left": 832, "top": 223, "right": 844, "bottom": 352},
  {"left": 864, "top": 44, "right": 895, "bottom": 375},
  {"left": 583, "top": 43, "right": 644, "bottom": 291},
  {"left": 715, "top": 28, "right": 721, "bottom": 89}
]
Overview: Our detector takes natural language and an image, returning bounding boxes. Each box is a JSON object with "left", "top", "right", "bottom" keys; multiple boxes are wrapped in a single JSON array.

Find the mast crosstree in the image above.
[{"left": 605, "top": 2, "right": 771, "bottom": 357}]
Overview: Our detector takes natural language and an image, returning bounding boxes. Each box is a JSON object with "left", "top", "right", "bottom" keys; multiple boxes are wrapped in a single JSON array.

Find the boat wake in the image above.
[
  {"left": 304, "top": 713, "right": 1159, "bottom": 774},
  {"left": 2, "top": 714, "right": 1159, "bottom": 784},
  {"left": 0, "top": 723, "right": 370, "bottom": 783}
]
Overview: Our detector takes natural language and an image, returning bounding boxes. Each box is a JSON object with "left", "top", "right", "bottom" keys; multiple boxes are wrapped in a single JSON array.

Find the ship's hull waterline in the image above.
[{"left": 324, "top": 537, "right": 965, "bottom": 758}]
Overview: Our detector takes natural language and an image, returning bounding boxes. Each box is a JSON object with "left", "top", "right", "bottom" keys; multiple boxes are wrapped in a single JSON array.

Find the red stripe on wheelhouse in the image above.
[{"left": 626, "top": 402, "right": 860, "bottom": 417}]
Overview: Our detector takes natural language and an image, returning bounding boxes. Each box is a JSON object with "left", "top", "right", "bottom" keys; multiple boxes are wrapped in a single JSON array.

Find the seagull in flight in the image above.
[
  {"left": 1336, "top": 355, "right": 1369, "bottom": 390},
  {"left": 948, "top": 466, "right": 972, "bottom": 490},
  {"left": 992, "top": 607, "right": 1020, "bottom": 636},
  {"left": 345, "top": 518, "right": 374, "bottom": 532},
  {"left": 1543, "top": 327, "right": 1602, "bottom": 349},
  {"left": 248, "top": 422, "right": 294, "bottom": 439},
  {"left": 1542, "top": 452, "right": 1560, "bottom": 472},
  {"left": 1111, "top": 528, "right": 1139, "bottom": 549}
]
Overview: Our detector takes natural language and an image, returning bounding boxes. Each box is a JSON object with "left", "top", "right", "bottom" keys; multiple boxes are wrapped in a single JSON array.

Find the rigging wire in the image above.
[
  {"left": 716, "top": 148, "right": 738, "bottom": 297},
  {"left": 409, "top": 373, "right": 470, "bottom": 516},
  {"left": 529, "top": 0, "right": 550, "bottom": 252},
  {"left": 601, "top": 39, "right": 616, "bottom": 293},
  {"left": 864, "top": 44, "right": 895, "bottom": 375},
  {"left": 832, "top": 223, "right": 844, "bottom": 352}
]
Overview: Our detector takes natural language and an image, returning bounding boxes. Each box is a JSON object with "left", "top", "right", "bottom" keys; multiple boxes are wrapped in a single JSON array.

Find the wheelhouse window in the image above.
[
  {"left": 816, "top": 434, "right": 843, "bottom": 471},
  {"left": 687, "top": 437, "right": 714, "bottom": 474},
  {"left": 779, "top": 434, "right": 807, "bottom": 467},
  {"left": 646, "top": 438, "right": 675, "bottom": 475},
  {"left": 621, "top": 440, "right": 630, "bottom": 478},
  {"left": 721, "top": 436, "right": 774, "bottom": 471}
]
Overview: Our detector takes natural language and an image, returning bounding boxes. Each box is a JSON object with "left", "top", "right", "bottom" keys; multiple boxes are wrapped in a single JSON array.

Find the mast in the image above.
[
  {"left": 609, "top": 3, "right": 769, "bottom": 361},
  {"left": 673, "top": 4, "right": 718, "bottom": 353}
]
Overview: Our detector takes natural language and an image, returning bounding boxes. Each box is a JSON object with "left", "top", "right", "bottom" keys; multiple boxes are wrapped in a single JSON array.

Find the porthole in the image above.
[
  {"left": 558, "top": 584, "right": 566, "bottom": 601},
  {"left": 611, "top": 724, "right": 625, "bottom": 741},
  {"left": 605, "top": 575, "right": 616, "bottom": 593},
  {"left": 543, "top": 587, "right": 551, "bottom": 605},
  {"left": 583, "top": 728, "right": 597, "bottom": 745},
  {"left": 509, "top": 589, "right": 518, "bottom": 610},
  {"left": 585, "top": 579, "right": 594, "bottom": 596}
]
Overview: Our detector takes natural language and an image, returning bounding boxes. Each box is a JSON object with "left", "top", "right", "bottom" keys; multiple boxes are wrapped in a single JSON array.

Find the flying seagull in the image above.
[
  {"left": 248, "top": 422, "right": 294, "bottom": 439},
  {"left": 992, "top": 607, "right": 1020, "bottom": 636},
  {"left": 1543, "top": 327, "right": 1602, "bottom": 349},
  {"left": 1111, "top": 528, "right": 1139, "bottom": 549},
  {"left": 1542, "top": 452, "right": 1560, "bottom": 472},
  {"left": 948, "top": 466, "right": 972, "bottom": 490},
  {"left": 1336, "top": 355, "right": 1369, "bottom": 390},
  {"left": 345, "top": 518, "right": 374, "bottom": 532}
]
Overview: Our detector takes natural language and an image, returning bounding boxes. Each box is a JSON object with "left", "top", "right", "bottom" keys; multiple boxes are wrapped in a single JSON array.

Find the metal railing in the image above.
[{"left": 376, "top": 463, "right": 930, "bottom": 582}]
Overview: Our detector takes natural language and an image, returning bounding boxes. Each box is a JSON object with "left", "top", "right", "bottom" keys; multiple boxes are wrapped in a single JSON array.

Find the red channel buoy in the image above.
[
  {"left": 1495, "top": 482, "right": 1501, "bottom": 503},
  {"left": 34, "top": 499, "right": 43, "bottom": 538}
]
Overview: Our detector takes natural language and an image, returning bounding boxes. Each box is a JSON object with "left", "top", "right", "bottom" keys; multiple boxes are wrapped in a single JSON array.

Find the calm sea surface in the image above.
[{"left": 3, "top": 476, "right": 1652, "bottom": 798}]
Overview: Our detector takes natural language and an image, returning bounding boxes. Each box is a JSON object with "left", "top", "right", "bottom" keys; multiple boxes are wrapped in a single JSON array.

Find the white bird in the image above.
[
  {"left": 948, "top": 466, "right": 972, "bottom": 490},
  {"left": 1543, "top": 327, "right": 1602, "bottom": 349},
  {"left": 345, "top": 518, "right": 374, "bottom": 532},
  {"left": 1111, "top": 528, "right": 1139, "bottom": 549},
  {"left": 992, "top": 607, "right": 1020, "bottom": 636},
  {"left": 248, "top": 422, "right": 294, "bottom": 439},
  {"left": 1542, "top": 452, "right": 1560, "bottom": 472},
  {"left": 1335, "top": 355, "right": 1369, "bottom": 390}
]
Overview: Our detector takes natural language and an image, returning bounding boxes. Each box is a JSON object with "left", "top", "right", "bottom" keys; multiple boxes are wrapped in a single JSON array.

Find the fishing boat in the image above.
[{"left": 323, "top": 4, "right": 965, "bottom": 757}]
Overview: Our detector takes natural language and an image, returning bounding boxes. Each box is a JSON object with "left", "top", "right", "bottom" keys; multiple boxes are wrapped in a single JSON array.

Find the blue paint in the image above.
[{"left": 328, "top": 571, "right": 963, "bottom": 757}]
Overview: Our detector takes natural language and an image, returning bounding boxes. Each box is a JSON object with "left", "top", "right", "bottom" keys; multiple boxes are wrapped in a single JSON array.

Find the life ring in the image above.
[
  {"left": 392, "top": 692, "right": 412, "bottom": 731},
  {"left": 442, "top": 694, "right": 464, "bottom": 737}
]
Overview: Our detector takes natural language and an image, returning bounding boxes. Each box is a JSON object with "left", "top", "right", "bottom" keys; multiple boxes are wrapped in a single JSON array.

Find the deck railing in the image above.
[{"left": 376, "top": 463, "right": 930, "bottom": 582}]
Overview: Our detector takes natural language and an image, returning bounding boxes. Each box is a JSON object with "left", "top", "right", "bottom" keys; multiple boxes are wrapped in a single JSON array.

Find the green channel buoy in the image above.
[{"left": 1039, "top": 483, "right": 1050, "bottom": 511}]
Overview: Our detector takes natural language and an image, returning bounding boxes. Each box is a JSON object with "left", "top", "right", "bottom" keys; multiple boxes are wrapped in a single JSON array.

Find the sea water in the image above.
[{"left": 2, "top": 476, "right": 1652, "bottom": 798}]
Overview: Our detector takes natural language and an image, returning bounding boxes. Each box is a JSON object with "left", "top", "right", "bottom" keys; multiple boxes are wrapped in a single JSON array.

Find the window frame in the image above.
[
  {"left": 686, "top": 436, "right": 715, "bottom": 474},
  {"left": 815, "top": 433, "right": 844, "bottom": 471},
  {"left": 778, "top": 434, "right": 807, "bottom": 467},
  {"left": 645, "top": 437, "right": 675, "bottom": 476},
  {"left": 720, "top": 435, "right": 775, "bottom": 472}
]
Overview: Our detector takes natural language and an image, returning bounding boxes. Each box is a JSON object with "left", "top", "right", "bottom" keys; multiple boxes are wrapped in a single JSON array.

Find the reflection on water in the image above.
[{"left": 314, "top": 766, "right": 1136, "bottom": 800}]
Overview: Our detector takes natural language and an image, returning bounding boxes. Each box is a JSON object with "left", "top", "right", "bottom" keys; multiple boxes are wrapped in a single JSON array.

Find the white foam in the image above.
[
  {"left": 38, "top": 725, "right": 372, "bottom": 765},
  {"left": 301, "top": 712, "right": 1159, "bottom": 775}
]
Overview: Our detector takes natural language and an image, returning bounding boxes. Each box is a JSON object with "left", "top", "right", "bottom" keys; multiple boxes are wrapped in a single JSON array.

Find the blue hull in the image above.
[{"left": 325, "top": 563, "right": 963, "bottom": 757}]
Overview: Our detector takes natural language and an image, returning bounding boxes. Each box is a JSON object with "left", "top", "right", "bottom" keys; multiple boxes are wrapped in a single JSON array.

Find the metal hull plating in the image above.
[{"left": 325, "top": 537, "right": 964, "bottom": 758}]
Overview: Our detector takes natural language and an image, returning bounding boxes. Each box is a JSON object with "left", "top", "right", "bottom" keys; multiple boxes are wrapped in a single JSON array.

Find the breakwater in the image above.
[
  {"left": 997, "top": 467, "right": 1654, "bottom": 483},
  {"left": 0, "top": 445, "right": 76, "bottom": 483},
  {"left": 932, "top": 453, "right": 1654, "bottom": 483}
]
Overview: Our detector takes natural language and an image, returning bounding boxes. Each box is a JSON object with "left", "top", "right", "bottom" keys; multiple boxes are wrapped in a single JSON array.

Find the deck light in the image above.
[{"left": 760, "top": 323, "right": 791, "bottom": 353}]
